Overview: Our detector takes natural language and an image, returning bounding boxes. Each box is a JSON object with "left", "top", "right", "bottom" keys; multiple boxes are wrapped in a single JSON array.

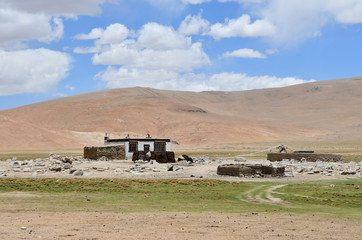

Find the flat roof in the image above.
[{"left": 105, "top": 138, "right": 171, "bottom": 143}]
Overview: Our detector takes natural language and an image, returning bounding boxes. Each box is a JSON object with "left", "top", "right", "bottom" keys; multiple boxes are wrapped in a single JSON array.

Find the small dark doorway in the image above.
[{"left": 144, "top": 144, "right": 150, "bottom": 152}]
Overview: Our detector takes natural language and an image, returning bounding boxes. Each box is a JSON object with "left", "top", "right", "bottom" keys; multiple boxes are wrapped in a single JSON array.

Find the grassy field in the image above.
[
  {"left": 0, "top": 150, "right": 82, "bottom": 161},
  {"left": 0, "top": 178, "right": 360, "bottom": 219}
]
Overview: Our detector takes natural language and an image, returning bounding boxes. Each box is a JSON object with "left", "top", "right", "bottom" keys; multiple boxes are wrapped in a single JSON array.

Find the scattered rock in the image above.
[
  {"left": 167, "top": 165, "right": 174, "bottom": 171},
  {"left": 49, "top": 165, "right": 62, "bottom": 172},
  {"left": 73, "top": 169, "right": 84, "bottom": 176},
  {"left": 182, "top": 155, "right": 193, "bottom": 163},
  {"left": 235, "top": 157, "right": 246, "bottom": 162},
  {"left": 64, "top": 163, "right": 71, "bottom": 169}
]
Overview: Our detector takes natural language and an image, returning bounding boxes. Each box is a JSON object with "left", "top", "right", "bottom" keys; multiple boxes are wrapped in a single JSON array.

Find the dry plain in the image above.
[{"left": 0, "top": 142, "right": 361, "bottom": 240}]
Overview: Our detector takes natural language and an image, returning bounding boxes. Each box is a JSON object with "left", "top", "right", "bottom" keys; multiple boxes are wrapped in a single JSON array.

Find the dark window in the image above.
[
  {"left": 144, "top": 144, "right": 150, "bottom": 152},
  {"left": 129, "top": 141, "right": 138, "bottom": 152},
  {"left": 154, "top": 141, "right": 166, "bottom": 152}
]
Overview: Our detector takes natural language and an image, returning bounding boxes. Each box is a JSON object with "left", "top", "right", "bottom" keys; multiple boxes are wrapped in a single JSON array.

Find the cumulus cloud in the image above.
[
  {"left": 0, "top": 9, "right": 63, "bottom": 46},
  {"left": 97, "top": 23, "right": 130, "bottom": 45},
  {"left": 138, "top": 23, "right": 191, "bottom": 50},
  {"left": 74, "top": 28, "right": 104, "bottom": 40},
  {"left": 0, "top": 0, "right": 108, "bottom": 48},
  {"left": 0, "top": 48, "right": 72, "bottom": 96},
  {"left": 223, "top": 48, "right": 267, "bottom": 58},
  {"left": 178, "top": 14, "right": 210, "bottom": 35},
  {"left": 223, "top": 48, "right": 278, "bottom": 59},
  {"left": 76, "top": 22, "right": 210, "bottom": 72},
  {"left": 97, "top": 67, "right": 314, "bottom": 92},
  {"left": 259, "top": 0, "right": 362, "bottom": 45},
  {"left": 92, "top": 42, "right": 209, "bottom": 71},
  {"left": 207, "top": 14, "right": 277, "bottom": 39},
  {"left": 0, "top": 0, "right": 107, "bottom": 17}
]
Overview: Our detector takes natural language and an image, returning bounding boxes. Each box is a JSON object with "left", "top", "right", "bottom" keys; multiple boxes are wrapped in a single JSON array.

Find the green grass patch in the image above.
[
  {"left": 0, "top": 178, "right": 361, "bottom": 218},
  {"left": 0, "top": 151, "right": 82, "bottom": 161}
]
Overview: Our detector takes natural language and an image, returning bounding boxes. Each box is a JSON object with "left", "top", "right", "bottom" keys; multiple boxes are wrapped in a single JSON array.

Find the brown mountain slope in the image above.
[{"left": 0, "top": 77, "right": 361, "bottom": 149}]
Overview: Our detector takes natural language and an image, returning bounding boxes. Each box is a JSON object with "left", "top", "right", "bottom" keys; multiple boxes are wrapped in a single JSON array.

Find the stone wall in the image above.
[
  {"left": 84, "top": 145, "right": 125, "bottom": 160},
  {"left": 267, "top": 153, "right": 343, "bottom": 162},
  {"left": 217, "top": 164, "right": 285, "bottom": 177},
  {"left": 132, "top": 151, "right": 175, "bottom": 163}
]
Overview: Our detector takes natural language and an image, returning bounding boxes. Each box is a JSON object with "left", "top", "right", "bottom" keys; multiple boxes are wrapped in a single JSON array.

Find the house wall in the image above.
[
  {"left": 105, "top": 139, "right": 171, "bottom": 159},
  {"left": 166, "top": 142, "right": 171, "bottom": 151}
]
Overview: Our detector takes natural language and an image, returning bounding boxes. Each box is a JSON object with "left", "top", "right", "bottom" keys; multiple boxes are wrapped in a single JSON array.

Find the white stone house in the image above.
[{"left": 104, "top": 135, "right": 171, "bottom": 159}]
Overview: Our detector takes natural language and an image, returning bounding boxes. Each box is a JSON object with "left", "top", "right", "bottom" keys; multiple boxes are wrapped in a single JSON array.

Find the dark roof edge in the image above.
[{"left": 106, "top": 138, "right": 171, "bottom": 143}]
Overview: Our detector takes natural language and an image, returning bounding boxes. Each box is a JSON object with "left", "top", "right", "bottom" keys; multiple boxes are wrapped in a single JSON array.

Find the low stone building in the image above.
[
  {"left": 104, "top": 135, "right": 171, "bottom": 159},
  {"left": 98, "top": 134, "right": 175, "bottom": 163}
]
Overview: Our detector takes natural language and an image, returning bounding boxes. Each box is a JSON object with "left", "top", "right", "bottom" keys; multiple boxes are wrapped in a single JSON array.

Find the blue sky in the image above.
[{"left": 1, "top": 0, "right": 362, "bottom": 110}]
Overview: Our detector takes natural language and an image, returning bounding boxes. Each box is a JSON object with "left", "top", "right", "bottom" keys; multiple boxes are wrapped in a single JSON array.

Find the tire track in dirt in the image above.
[{"left": 239, "top": 184, "right": 288, "bottom": 204}]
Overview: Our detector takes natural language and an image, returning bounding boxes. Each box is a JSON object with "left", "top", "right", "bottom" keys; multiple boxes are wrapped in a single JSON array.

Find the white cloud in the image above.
[
  {"left": 259, "top": 0, "right": 362, "bottom": 45},
  {"left": 92, "top": 42, "right": 210, "bottom": 71},
  {"left": 74, "top": 28, "right": 104, "bottom": 40},
  {"left": 0, "top": 0, "right": 108, "bottom": 48},
  {"left": 97, "top": 67, "right": 314, "bottom": 92},
  {"left": 178, "top": 14, "right": 210, "bottom": 35},
  {"left": 207, "top": 14, "right": 277, "bottom": 39},
  {"left": 76, "top": 22, "right": 210, "bottom": 72},
  {"left": 0, "top": 0, "right": 107, "bottom": 17},
  {"left": 138, "top": 23, "right": 191, "bottom": 50},
  {"left": 0, "top": 48, "right": 72, "bottom": 96},
  {"left": 0, "top": 8, "right": 62, "bottom": 46},
  {"left": 223, "top": 48, "right": 267, "bottom": 58},
  {"left": 97, "top": 23, "right": 130, "bottom": 45}
]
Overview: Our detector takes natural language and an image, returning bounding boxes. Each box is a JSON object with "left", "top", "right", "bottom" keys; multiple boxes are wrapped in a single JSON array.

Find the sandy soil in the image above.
[{"left": 0, "top": 211, "right": 360, "bottom": 240}]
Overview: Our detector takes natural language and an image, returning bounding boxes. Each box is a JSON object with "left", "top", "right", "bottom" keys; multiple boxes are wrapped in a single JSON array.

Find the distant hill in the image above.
[{"left": 1, "top": 76, "right": 361, "bottom": 149}]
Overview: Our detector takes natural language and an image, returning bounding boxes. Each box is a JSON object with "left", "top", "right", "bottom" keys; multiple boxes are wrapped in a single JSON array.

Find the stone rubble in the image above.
[
  {"left": 267, "top": 159, "right": 362, "bottom": 177},
  {"left": 0, "top": 153, "right": 361, "bottom": 178}
]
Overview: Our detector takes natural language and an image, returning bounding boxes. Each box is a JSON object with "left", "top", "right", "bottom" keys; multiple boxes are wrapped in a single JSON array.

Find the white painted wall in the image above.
[
  {"left": 166, "top": 142, "right": 171, "bottom": 151},
  {"left": 137, "top": 141, "right": 155, "bottom": 151}
]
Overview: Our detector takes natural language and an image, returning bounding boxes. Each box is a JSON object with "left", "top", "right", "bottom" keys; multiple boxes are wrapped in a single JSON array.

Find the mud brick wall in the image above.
[
  {"left": 267, "top": 153, "right": 343, "bottom": 162},
  {"left": 84, "top": 145, "right": 125, "bottom": 160}
]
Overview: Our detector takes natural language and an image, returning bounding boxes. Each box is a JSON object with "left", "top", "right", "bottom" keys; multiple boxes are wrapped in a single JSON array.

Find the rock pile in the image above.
[
  {"left": 269, "top": 159, "right": 362, "bottom": 177},
  {"left": 4, "top": 153, "right": 85, "bottom": 176}
]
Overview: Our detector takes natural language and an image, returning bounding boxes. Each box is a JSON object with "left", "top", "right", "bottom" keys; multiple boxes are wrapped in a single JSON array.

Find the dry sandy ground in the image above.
[{"left": 0, "top": 211, "right": 360, "bottom": 240}]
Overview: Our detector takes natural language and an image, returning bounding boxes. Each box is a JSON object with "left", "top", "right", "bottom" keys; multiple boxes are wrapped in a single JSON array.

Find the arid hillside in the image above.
[{"left": 1, "top": 77, "right": 361, "bottom": 149}]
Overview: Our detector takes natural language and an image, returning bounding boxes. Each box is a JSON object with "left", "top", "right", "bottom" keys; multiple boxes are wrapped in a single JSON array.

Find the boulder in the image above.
[
  {"left": 73, "top": 169, "right": 84, "bottom": 176},
  {"left": 235, "top": 157, "right": 246, "bottom": 162}
]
